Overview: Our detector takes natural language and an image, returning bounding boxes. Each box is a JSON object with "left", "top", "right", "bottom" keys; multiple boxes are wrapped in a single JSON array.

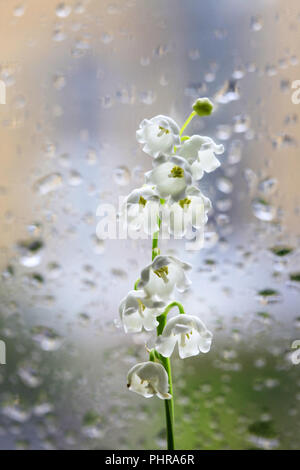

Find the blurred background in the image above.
[{"left": 0, "top": 0, "right": 300, "bottom": 450}]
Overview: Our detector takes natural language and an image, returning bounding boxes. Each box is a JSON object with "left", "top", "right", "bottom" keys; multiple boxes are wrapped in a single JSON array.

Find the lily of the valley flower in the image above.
[
  {"left": 179, "top": 135, "right": 224, "bottom": 180},
  {"left": 121, "top": 185, "right": 160, "bottom": 235},
  {"left": 138, "top": 255, "right": 192, "bottom": 300},
  {"left": 167, "top": 186, "right": 212, "bottom": 237},
  {"left": 155, "top": 314, "right": 213, "bottom": 359},
  {"left": 127, "top": 361, "right": 172, "bottom": 399},
  {"left": 145, "top": 155, "right": 192, "bottom": 202},
  {"left": 119, "top": 289, "right": 166, "bottom": 333},
  {"left": 136, "top": 115, "right": 180, "bottom": 158}
]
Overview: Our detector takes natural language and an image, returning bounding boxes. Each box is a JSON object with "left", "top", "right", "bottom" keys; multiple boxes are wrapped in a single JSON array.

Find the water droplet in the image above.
[
  {"left": 100, "top": 95, "right": 113, "bottom": 108},
  {"left": 139, "top": 90, "right": 156, "bottom": 105},
  {"left": 232, "top": 66, "right": 245, "bottom": 80},
  {"left": 216, "top": 125, "right": 232, "bottom": 141},
  {"left": 53, "top": 74, "right": 66, "bottom": 90},
  {"left": 215, "top": 80, "right": 240, "bottom": 104},
  {"left": 101, "top": 32, "right": 114, "bottom": 44},
  {"left": 74, "top": 2, "right": 85, "bottom": 14},
  {"left": 33, "top": 400, "right": 54, "bottom": 416},
  {"left": 256, "top": 311, "right": 272, "bottom": 325},
  {"left": 47, "top": 262, "right": 62, "bottom": 279},
  {"left": 233, "top": 114, "right": 250, "bottom": 133},
  {"left": 68, "top": 170, "right": 82, "bottom": 186},
  {"left": 257, "top": 289, "right": 282, "bottom": 304},
  {"left": 17, "top": 239, "right": 44, "bottom": 268},
  {"left": 188, "top": 49, "right": 200, "bottom": 61},
  {"left": 272, "top": 134, "right": 296, "bottom": 149},
  {"left": 13, "top": 4, "right": 25, "bottom": 17},
  {"left": 288, "top": 272, "right": 300, "bottom": 290},
  {"left": 270, "top": 245, "right": 294, "bottom": 257},
  {"left": 252, "top": 199, "right": 276, "bottom": 221},
  {"left": 250, "top": 16, "right": 263, "bottom": 32},
  {"left": 107, "top": 4, "right": 121, "bottom": 15},
  {"left": 258, "top": 178, "right": 278, "bottom": 196},
  {"left": 113, "top": 166, "right": 131, "bottom": 186},
  {"left": 52, "top": 26, "right": 66, "bottom": 42},
  {"left": 18, "top": 363, "right": 42, "bottom": 388},
  {"left": 217, "top": 177, "right": 233, "bottom": 194},
  {"left": 216, "top": 198, "right": 232, "bottom": 212},
  {"left": 34, "top": 173, "right": 63, "bottom": 195},
  {"left": 289, "top": 272, "right": 300, "bottom": 282},
  {"left": 228, "top": 140, "right": 243, "bottom": 165},
  {"left": 2, "top": 400, "right": 30, "bottom": 423},
  {"left": 31, "top": 326, "right": 62, "bottom": 351},
  {"left": 92, "top": 236, "right": 105, "bottom": 254},
  {"left": 56, "top": 3, "right": 72, "bottom": 18},
  {"left": 58, "top": 153, "right": 71, "bottom": 167},
  {"left": 2, "top": 265, "right": 15, "bottom": 280},
  {"left": 140, "top": 56, "right": 150, "bottom": 66},
  {"left": 82, "top": 411, "right": 103, "bottom": 438}
]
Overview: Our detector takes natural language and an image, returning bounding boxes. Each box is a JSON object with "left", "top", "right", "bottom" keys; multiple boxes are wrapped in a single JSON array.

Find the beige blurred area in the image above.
[{"left": 0, "top": 0, "right": 300, "bottom": 450}]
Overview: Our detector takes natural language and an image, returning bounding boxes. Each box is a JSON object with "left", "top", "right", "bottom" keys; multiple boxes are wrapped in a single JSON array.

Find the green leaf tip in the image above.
[{"left": 192, "top": 97, "right": 214, "bottom": 116}]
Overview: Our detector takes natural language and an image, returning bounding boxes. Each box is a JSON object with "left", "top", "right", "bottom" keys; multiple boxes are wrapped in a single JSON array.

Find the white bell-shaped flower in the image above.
[
  {"left": 167, "top": 186, "right": 212, "bottom": 237},
  {"left": 127, "top": 361, "right": 172, "bottom": 399},
  {"left": 138, "top": 255, "right": 192, "bottom": 300},
  {"left": 179, "top": 135, "right": 224, "bottom": 180},
  {"left": 145, "top": 155, "right": 192, "bottom": 202},
  {"left": 121, "top": 185, "right": 160, "bottom": 235},
  {"left": 136, "top": 115, "right": 180, "bottom": 158},
  {"left": 155, "top": 314, "right": 212, "bottom": 359},
  {"left": 119, "top": 289, "right": 166, "bottom": 333}
]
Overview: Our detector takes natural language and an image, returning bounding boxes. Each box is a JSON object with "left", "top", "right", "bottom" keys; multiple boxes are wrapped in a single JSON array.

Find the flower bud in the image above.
[{"left": 192, "top": 97, "right": 213, "bottom": 116}]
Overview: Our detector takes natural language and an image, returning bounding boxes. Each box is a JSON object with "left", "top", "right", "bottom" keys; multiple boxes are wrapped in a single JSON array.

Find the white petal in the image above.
[
  {"left": 143, "top": 200, "right": 160, "bottom": 234},
  {"left": 168, "top": 203, "right": 186, "bottom": 237},
  {"left": 179, "top": 135, "right": 224, "bottom": 175},
  {"left": 178, "top": 135, "right": 204, "bottom": 163},
  {"left": 156, "top": 335, "right": 177, "bottom": 358},
  {"left": 157, "top": 314, "right": 213, "bottom": 358},
  {"left": 129, "top": 371, "right": 154, "bottom": 398},
  {"left": 142, "top": 309, "right": 159, "bottom": 331},
  {"left": 136, "top": 115, "right": 180, "bottom": 158},
  {"left": 191, "top": 160, "right": 204, "bottom": 180},
  {"left": 148, "top": 162, "right": 186, "bottom": 198},
  {"left": 120, "top": 290, "right": 163, "bottom": 333},
  {"left": 139, "top": 256, "right": 191, "bottom": 299},
  {"left": 127, "top": 362, "right": 171, "bottom": 400},
  {"left": 146, "top": 156, "right": 192, "bottom": 201},
  {"left": 196, "top": 328, "right": 213, "bottom": 353},
  {"left": 122, "top": 311, "right": 143, "bottom": 333},
  {"left": 173, "top": 266, "right": 192, "bottom": 293},
  {"left": 189, "top": 197, "right": 205, "bottom": 228},
  {"left": 177, "top": 331, "right": 202, "bottom": 359},
  {"left": 198, "top": 148, "right": 221, "bottom": 173},
  {"left": 143, "top": 268, "right": 175, "bottom": 300}
]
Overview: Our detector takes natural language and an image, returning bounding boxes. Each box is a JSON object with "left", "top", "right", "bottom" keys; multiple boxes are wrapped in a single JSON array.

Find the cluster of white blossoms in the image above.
[
  {"left": 121, "top": 101, "right": 224, "bottom": 239},
  {"left": 120, "top": 99, "right": 224, "bottom": 402}
]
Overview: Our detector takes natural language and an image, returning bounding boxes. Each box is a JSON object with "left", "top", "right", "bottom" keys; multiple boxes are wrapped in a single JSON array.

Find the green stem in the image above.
[
  {"left": 148, "top": 348, "right": 174, "bottom": 450},
  {"left": 179, "top": 110, "right": 196, "bottom": 137},
  {"left": 155, "top": 301, "right": 186, "bottom": 449},
  {"left": 152, "top": 217, "right": 161, "bottom": 261},
  {"left": 160, "top": 355, "right": 174, "bottom": 450},
  {"left": 149, "top": 349, "right": 156, "bottom": 363},
  {"left": 157, "top": 302, "right": 185, "bottom": 336},
  {"left": 151, "top": 218, "right": 175, "bottom": 450}
]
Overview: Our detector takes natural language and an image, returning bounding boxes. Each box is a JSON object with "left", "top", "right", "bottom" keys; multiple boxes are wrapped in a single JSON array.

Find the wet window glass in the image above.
[{"left": 0, "top": 0, "right": 300, "bottom": 450}]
